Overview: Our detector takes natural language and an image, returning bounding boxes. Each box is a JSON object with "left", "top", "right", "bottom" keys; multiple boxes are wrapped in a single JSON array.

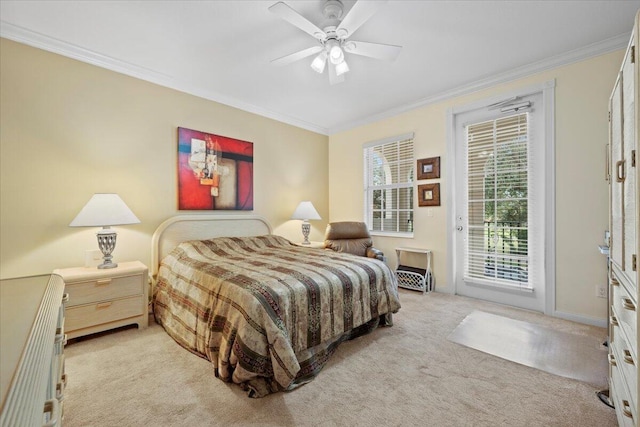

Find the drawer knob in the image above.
[
  {"left": 96, "top": 279, "right": 112, "bottom": 286},
  {"left": 42, "top": 398, "right": 60, "bottom": 427},
  {"left": 622, "top": 297, "right": 636, "bottom": 311},
  {"left": 616, "top": 160, "right": 626, "bottom": 182},
  {"left": 622, "top": 400, "right": 633, "bottom": 419},
  {"left": 56, "top": 382, "right": 65, "bottom": 401},
  {"left": 610, "top": 315, "right": 619, "bottom": 326},
  {"left": 96, "top": 301, "right": 113, "bottom": 309},
  {"left": 623, "top": 349, "right": 635, "bottom": 366},
  {"left": 608, "top": 353, "right": 617, "bottom": 366}
]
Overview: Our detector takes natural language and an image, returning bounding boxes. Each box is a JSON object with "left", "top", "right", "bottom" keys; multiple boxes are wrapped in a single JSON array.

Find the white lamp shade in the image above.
[
  {"left": 335, "top": 60, "right": 349, "bottom": 76},
  {"left": 291, "top": 201, "right": 321, "bottom": 221},
  {"left": 310, "top": 51, "right": 328, "bottom": 73},
  {"left": 69, "top": 193, "right": 140, "bottom": 227},
  {"left": 327, "top": 40, "right": 344, "bottom": 65}
]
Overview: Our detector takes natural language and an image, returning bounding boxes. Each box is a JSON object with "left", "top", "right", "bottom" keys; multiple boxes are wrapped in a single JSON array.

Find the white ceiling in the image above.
[{"left": 1, "top": 1, "right": 639, "bottom": 135}]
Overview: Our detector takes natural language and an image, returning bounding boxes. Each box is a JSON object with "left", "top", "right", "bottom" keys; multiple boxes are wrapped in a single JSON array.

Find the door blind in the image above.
[{"left": 465, "top": 113, "right": 531, "bottom": 288}]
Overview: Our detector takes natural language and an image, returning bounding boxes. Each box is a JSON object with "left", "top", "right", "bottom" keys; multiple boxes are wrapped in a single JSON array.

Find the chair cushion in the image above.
[
  {"left": 324, "top": 222, "right": 371, "bottom": 240},
  {"left": 325, "top": 237, "right": 372, "bottom": 257}
]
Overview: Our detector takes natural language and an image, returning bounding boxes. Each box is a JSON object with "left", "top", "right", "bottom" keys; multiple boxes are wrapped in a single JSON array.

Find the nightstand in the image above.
[{"left": 53, "top": 261, "right": 148, "bottom": 339}]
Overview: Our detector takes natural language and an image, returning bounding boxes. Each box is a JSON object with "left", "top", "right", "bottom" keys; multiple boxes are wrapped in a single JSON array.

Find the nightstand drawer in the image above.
[
  {"left": 65, "top": 274, "right": 142, "bottom": 307},
  {"left": 65, "top": 295, "right": 144, "bottom": 332}
]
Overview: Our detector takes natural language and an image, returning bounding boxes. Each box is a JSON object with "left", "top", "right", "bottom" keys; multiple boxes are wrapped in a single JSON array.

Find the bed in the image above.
[{"left": 151, "top": 215, "right": 401, "bottom": 397}]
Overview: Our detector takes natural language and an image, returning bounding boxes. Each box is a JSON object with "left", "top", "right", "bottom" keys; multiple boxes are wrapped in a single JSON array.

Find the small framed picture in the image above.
[
  {"left": 417, "top": 156, "right": 441, "bottom": 180},
  {"left": 418, "top": 183, "right": 440, "bottom": 207}
]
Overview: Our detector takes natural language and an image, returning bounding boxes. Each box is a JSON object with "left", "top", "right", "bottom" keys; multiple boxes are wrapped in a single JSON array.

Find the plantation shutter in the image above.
[
  {"left": 364, "top": 133, "right": 414, "bottom": 234},
  {"left": 465, "top": 113, "right": 533, "bottom": 289}
]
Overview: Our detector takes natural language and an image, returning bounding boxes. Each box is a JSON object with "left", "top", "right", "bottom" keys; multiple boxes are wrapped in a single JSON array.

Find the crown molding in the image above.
[
  {"left": 1, "top": 20, "right": 628, "bottom": 137},
  {"left": 0, "top": 21, "right": 330, "bottom": 136},
  {"left": 327, "top": 32, "right": 630, "bottom": 134}
]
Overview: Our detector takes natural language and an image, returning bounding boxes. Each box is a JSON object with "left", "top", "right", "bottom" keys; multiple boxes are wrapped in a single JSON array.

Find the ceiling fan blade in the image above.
[
  {"left": 343, "top": 41, "right": 401, "bottom": 61},
  {"left": 328, "top": 62, "right": 345, "bottom": 85},
  {"left": 271, "top": 46, "right": 323, "bottom": 66},
  {"left": 336, "top": 0, "right": 387, "bottom": 38},
  {"left": 269, "top": 2, "right": 327, "bottom": 41}
]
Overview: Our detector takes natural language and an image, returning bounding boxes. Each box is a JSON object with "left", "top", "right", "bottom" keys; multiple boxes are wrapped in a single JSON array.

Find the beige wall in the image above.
[
  {"left": 0, "top": 37, "right": 624, "bottom": 322},
  {"left": 328, "top": 50, "right": 624, "bottom": 322},
  {"left": 0, "top": 38, "right": 329, "bottom": 279}
]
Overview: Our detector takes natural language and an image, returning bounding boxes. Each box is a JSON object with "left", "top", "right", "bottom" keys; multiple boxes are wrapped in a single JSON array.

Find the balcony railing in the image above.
[{"left": 483, "top": 220, "right": 528, "bottom": 282}]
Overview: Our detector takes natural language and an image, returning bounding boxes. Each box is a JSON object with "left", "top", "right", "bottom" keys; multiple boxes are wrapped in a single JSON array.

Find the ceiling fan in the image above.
[{"left": 269, "top": 0, "right": 402, "bottom": 85}]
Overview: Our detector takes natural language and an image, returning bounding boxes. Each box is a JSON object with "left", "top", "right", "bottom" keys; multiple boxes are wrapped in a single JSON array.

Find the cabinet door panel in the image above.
[
  {"left": 611, "top": 75, "right": 625, "bottom": 270},
  {"left": 623, "top": 47, "right": 637, "bottom": 290}
]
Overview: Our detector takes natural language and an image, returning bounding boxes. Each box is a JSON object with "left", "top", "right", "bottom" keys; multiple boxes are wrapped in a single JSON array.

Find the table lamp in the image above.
[
  {"left": 291, "top": 201, "right": 321, "bottom": 245},
  {"left": 69, "top": 193, "right": 140, "bottom": 269}
]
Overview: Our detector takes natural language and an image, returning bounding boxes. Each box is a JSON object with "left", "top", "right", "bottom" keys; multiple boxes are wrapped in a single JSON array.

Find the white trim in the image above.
[
  {"left": 0, "top": 21, "right": 628, "bottom": 136},
  {"left": 450, "top": 80, "right": 556, "bottom": 115},
  {"left": 363, "top": 133, "right": 415, "bottom": 235},
  {"left": 446, "top": 80, "right": 556, "bottom": 315},
  {"left": 370, "top": 231, "right": 414, "bottom": 239},
  {"left": 445, "top": 108, "right": 456, "bottom": 295},
  {"left": 552, "top": 310, "right": 607, "bottom": 328},
  {"left": 0, "top": 21, "right": 173, "bottom": 86},
  {"left": 463, "top": 278, "right": 534, "bottom": 293},
  {"left": 362, "top": 132, "right": 415, "bottom": 148},
  {"left": 328, "top": 33, "right": 627, "bottom": 134},
  {"left": 542, "top": 80, "right": 556, "bottom": 317},
  {"left": 0, "top": 21, "right": 328, "bottom": 136}
]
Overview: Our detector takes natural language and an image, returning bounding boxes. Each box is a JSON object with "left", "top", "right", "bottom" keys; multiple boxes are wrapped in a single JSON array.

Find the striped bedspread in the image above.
[{"left": 153, "top": 235, "right": 401, "bottom": 397}]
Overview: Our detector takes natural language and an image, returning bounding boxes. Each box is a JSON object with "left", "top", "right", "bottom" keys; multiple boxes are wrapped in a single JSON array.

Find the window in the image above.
[{"left": 363, "top": 133, "right": 414, "bottom": 235}]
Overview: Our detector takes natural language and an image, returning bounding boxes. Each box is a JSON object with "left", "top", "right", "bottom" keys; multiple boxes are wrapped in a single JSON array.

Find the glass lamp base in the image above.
[
  {"left": 301, "top": 222, "right": 311, "bottom": 245},
  {"left": 97, "top": 228, "right": 118, "bottom": 269},
  {"left": 98, "top": 261, "right": 118, "bottom": 269}
]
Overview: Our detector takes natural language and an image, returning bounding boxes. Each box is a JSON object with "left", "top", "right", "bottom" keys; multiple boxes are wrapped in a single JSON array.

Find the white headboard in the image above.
[{"left": 150, "top": 214, "right": 272, "bottom": 277}]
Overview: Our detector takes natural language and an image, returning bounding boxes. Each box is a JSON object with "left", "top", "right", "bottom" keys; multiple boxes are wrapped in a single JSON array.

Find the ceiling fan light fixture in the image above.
[
  {"left": 336, "top": 28, "right": 349, "bottom": 39},
  {"left": 335, "top": 60, "right": 349, "bottom": 76},
  {"left": 310, "top": 51, "right": 328, "bottom": 73},
  {"left": 269, "top": 0, "right": 402, "bottom": 84},
  {"left": 329, "top": 45, "right": 344, "bottom": 64},
  {"left": 326, "top": 39, "right": 344, "bottom": 65}
]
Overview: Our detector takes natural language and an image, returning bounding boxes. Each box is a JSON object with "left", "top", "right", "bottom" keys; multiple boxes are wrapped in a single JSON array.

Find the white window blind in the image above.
[
  {"left": 363, "top": 133, "right": 414, "bottom": 235},
  {"left": 465, "top": 113, "right": 532, "bottom": 289}
]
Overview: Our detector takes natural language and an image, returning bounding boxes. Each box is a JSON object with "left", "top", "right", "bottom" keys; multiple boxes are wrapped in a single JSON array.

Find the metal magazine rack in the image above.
[{"left": 395, "top": 247, "right": 433, "bottom": 293}]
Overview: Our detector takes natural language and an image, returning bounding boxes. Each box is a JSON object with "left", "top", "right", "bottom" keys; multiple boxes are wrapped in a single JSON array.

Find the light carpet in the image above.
[
  {"left": 63, "top": 291, "right": 615, "bottom": 427},
  {"left": 447, "top": 310, "right": 609, "bottom": 387}
]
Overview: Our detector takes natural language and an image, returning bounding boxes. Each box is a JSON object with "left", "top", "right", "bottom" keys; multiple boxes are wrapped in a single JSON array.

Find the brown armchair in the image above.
[{"left": 323, "top": 221, "right": 385, "bottom": 261}]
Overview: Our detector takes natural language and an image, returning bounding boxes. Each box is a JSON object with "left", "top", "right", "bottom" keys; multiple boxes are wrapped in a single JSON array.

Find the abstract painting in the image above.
[{"left": 178, "top": 127, "right": 253, "bottom": 210}]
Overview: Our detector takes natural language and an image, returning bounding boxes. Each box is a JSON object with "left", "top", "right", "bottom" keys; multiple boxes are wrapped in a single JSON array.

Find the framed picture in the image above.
[
  {"left": 178, "top": 127, "right": 253, "bottom": 210},
  {"left": 418, "top": 183, "right": 440, "bottom": 207},
  {"left": 417, "top": 156, "right": 441, "bottom": 180}
]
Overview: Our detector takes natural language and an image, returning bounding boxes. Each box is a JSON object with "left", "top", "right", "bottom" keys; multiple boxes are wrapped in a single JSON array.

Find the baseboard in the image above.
[
  {"left": 552, "top": 310, "right": 607, "bottom": 328},
  {"left": 424, "top": 287, "right": 608, "bottom": 328}
]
